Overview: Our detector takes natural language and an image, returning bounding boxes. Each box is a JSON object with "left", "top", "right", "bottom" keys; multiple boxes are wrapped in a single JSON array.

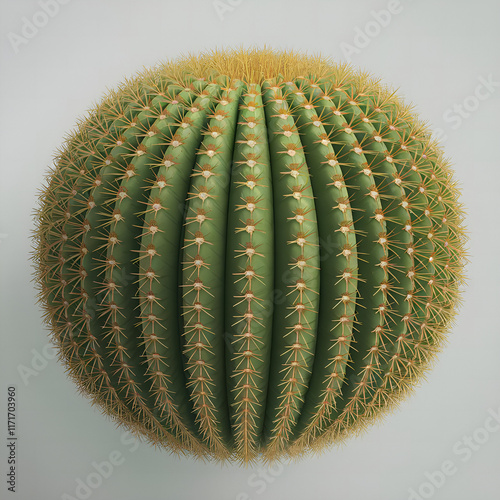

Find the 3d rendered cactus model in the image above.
[{"left": 33, "top": 48, "right": 466, "bottom": 463}]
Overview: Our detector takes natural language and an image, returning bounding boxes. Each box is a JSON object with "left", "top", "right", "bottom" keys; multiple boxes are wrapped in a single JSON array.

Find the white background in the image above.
[{"left": 1, "top": 1, "right": 499, "bottom": 499}]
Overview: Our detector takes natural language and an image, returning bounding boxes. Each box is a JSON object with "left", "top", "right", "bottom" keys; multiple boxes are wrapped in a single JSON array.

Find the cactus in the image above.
[{"left": 33, "top": 48, "right": 466, "bottom": 463}]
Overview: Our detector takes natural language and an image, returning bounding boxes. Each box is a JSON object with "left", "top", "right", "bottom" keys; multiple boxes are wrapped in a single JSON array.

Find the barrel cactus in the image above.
[{"left": 33, "top": 48, "right": 466, "bottom": 463}]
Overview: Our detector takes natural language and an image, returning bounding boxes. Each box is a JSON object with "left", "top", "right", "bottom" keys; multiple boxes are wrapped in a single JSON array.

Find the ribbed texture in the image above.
[{"left": 33, "top": 50, "right": 466, "bottom": 463}]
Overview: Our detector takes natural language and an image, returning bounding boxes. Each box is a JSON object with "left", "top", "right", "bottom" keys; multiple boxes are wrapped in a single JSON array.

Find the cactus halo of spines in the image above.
[{"left": 32, "top": 47, "right": 467, "bottom": 464}]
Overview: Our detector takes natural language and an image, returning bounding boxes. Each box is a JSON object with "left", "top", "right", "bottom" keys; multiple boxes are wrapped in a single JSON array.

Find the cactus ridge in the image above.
[{"left": 33, "top": 48, "right": 466, "bottom": 463}]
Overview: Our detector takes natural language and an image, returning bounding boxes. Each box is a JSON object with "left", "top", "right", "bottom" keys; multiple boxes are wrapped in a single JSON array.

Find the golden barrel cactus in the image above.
[{"left": 33, "top": 48, "right": 466, "bottom": 463}]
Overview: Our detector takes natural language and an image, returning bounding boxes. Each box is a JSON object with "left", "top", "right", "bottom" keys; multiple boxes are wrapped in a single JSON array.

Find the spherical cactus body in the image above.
[{"left": 34, "top": 48, "right": 466, "bottom": 463}]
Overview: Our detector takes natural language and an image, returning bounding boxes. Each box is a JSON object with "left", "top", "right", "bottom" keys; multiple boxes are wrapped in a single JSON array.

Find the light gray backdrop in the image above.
[{"left": 0, "top": 0, "right": 499, "bottom": 499}]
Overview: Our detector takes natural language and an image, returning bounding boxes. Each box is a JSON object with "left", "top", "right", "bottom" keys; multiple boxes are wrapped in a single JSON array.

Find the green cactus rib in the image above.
[
  {"left": 224, "top": 83, "right": 275, "bottom": 461},
  {"left": 280, "top": 80, "right": 359, "bottom": 443},
  {"left": 34, "top": 49, "right": 466, "bottom": 463},
  {"left": 261, "top": 80, "right": 321, "bottom": 456},
  {"left": 178, "top": 83, "right": 242, "bottom": 453}
]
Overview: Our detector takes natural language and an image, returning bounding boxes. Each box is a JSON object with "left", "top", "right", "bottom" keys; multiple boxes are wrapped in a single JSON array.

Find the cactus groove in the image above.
[{"left": 33, "top": 48, "right": 466, "bottom": 463}]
